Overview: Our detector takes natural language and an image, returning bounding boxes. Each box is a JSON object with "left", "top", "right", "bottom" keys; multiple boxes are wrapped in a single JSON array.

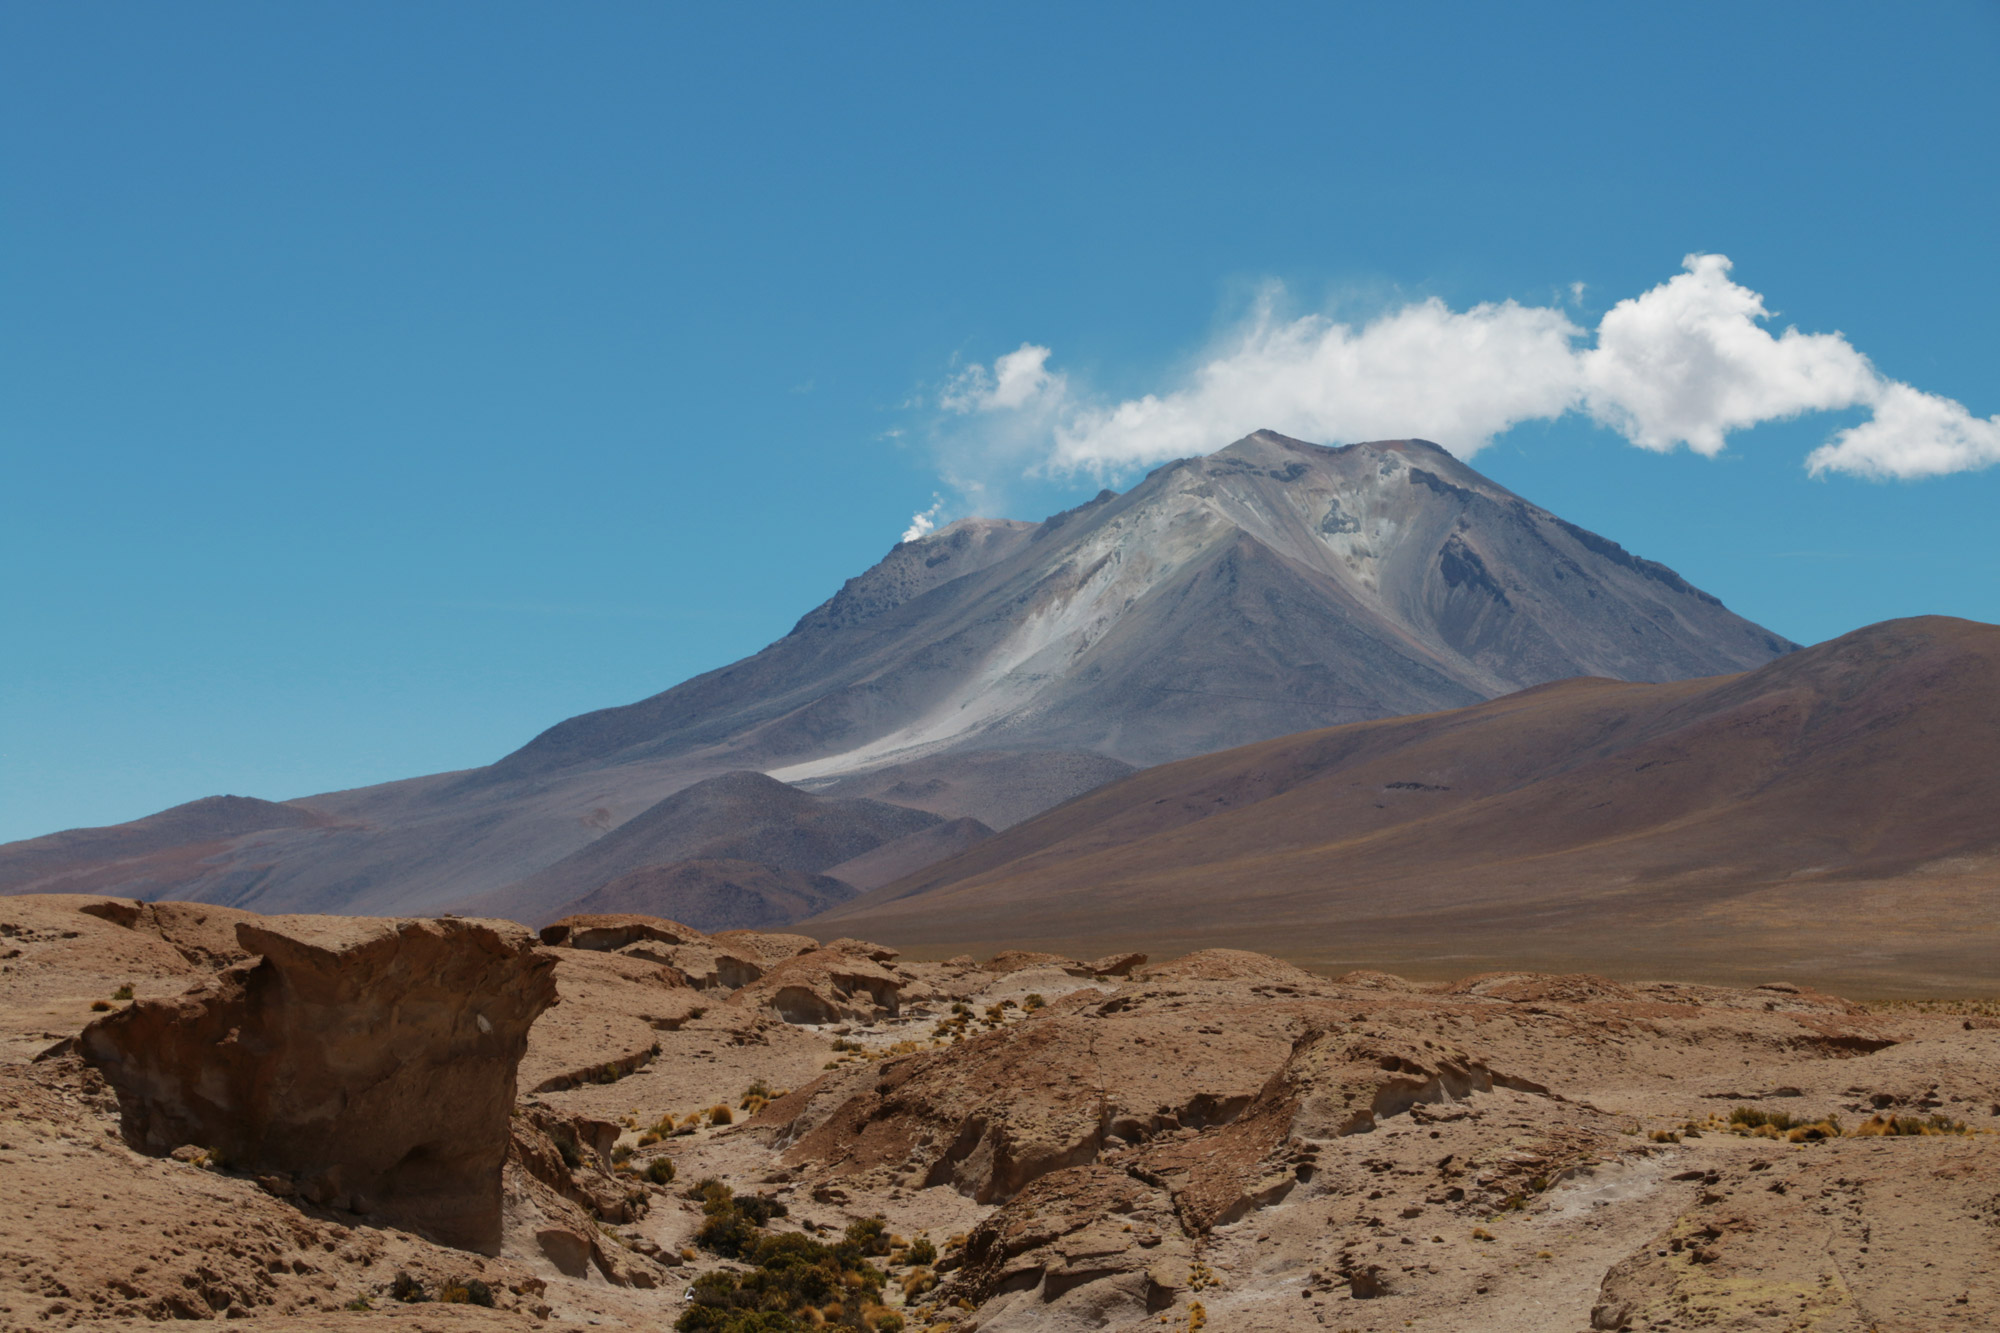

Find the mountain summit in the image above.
[
  {"left": 0, "top": 433, "right": 1793, "bottom": 917},
  {"left": 498, "top": 431, "right": 1790, "bottom": 779}
]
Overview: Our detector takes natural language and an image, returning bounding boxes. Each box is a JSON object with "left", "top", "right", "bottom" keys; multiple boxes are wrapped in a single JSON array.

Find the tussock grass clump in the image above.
[
  {"left": 708, "top": 1104, "right": 734, "bottom": 1127},
  {"left": 1785, "top": 1119, "right": 1842, "bottom": 1142},
  {"left": 1729, "top": 1105, "right": 1799, "bottom": 1132},
  {"left": 1850, "top": 1111, "right": 1971, "bottom": 1136},
  {"left": 1727, "top": 1106, "right": 1843, "bottom": 1141},
  {"left": 438, "top": 1278, "right": 495, "bottom": 1307}
]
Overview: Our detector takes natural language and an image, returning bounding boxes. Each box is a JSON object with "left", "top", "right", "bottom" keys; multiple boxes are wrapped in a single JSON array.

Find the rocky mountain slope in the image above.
[
  {"left": 809, "top": 615, "right": 2000, "bottom": 994},
  {"left": 5, "top": 893, "right": 1995, "bottom": 1331},
  {"left": 0, "top": 432, "right": 1792, "bottom": 919},
  {"left": 503, "top": 431, "right": 1792, "bottom": 780}
]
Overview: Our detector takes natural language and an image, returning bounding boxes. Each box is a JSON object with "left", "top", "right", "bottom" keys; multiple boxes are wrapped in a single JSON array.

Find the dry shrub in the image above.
[{"left": 1850, "top": 1111, "right": 1970, "bottom": 1137}]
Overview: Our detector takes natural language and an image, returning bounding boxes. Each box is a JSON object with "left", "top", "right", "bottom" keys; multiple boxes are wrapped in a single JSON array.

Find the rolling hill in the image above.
[{"left": 806, "top": 616, "right": 2000, "bottom": 992}]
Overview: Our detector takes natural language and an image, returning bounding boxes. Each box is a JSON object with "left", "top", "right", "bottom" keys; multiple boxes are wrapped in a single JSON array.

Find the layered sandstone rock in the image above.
[{"left": 78, "top": 915, "right": 557, "bottom": 1252}]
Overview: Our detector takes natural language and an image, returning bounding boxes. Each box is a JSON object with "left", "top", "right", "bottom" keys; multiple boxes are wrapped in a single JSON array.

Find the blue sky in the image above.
[{"left": 3, "top": 3, "right": 1997, "bottom": 842}]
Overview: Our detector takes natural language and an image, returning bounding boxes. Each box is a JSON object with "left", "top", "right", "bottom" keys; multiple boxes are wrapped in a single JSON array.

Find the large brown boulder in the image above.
[{"left": 77, "top": 914, "right": 557, "bottom": 1253}]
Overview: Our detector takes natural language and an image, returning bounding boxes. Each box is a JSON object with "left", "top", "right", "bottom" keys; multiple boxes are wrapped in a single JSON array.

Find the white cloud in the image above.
[
  {"left": 931, "top": 254, "right": 1992, "bottom": 491},
  {"left": 941, "top": 343, "right": 1059, "bottom": 413},
  {"left": 1579, "top": 254, "right": 1877, "bottom": 455},
  {"left": 1046, "top": 295, "right": 1582, "bottom": 473},
  {"left": 1806, "top": 382, "right": 2000, "bottom": 479}
]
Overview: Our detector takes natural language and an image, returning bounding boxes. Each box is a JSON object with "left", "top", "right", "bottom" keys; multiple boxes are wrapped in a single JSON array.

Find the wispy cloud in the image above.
[{"left": 916, "top": 255, "right": 1997, "bottom": 521}]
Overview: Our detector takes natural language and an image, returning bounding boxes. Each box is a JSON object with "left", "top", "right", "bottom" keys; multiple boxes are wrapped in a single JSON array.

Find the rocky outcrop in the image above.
[
  {"left": 537, "top": 911, "right": 777, "bottom": 991},
  {"left": 940, "top": 1164, "right": 1192, "bottom": 1326},
  {"left": 504, "top": 1102, "right": 664, "bottom": 1287},
  {"left": 1280, "top": 1030, "right": 1549, "bottom": 1139},
  {"left": 729, "top": 945, "right": 905, "bottom": 1024},
  {"left": 539, "top": 912, "right": 707, "bottom": 953},
  {"left": 78, "top": 915, "right": 557, "bottom": 1252},
  {"left": 766, "top": 984, "right": 1297, "bottom": 1203}
]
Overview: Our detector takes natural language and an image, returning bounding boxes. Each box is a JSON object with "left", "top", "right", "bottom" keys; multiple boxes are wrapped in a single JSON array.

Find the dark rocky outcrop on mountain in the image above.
[{"left": 0, "top": 433, "right": 1793, "bottom": 920}]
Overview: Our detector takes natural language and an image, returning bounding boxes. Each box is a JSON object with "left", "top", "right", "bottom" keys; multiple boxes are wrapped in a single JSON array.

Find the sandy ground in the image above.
[{"left": 4, "top": 895, "right": 1998, "bottom": 1332}]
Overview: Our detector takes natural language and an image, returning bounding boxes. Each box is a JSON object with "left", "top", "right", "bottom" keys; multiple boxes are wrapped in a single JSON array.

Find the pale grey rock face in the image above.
[{"left": 0, "top": 433, "right": 1792, "bottom": 918}]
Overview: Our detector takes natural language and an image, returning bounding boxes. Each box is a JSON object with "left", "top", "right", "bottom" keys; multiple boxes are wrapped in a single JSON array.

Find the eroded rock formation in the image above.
[{"left": 78, "top": 914, "right": 557, "bottom": 1252}]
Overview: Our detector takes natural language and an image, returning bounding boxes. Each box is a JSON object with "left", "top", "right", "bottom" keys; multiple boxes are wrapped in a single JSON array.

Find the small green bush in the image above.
[
  {"left": 439, "top": 1279, "right": 492, "bottom": 1305},
  {"left": 845, "top": 1216, "right": 889, "bottom": 1257},
  {"left": 675, "top": 1190, "right": 884, "bottom": 1332}
]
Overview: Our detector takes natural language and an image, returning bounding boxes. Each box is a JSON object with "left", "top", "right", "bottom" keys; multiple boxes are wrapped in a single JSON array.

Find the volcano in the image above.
[{"left": 0, "top": 433, "right": 1793, "bottom": 917}]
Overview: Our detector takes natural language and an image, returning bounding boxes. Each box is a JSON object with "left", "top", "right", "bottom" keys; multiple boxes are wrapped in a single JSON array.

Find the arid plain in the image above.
[{"left": 4, "top": 893, "right": 1997, "bottom": 1332}]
